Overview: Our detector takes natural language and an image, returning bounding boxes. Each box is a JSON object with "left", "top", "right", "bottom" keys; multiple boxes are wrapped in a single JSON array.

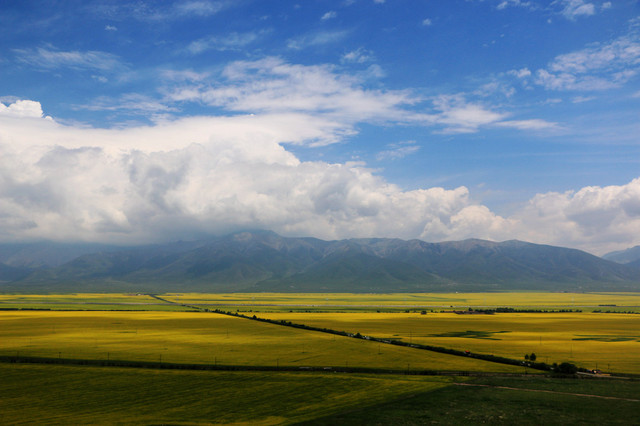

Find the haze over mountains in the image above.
[
  {"left": 1, "top": 231, "right": 639, "bottom": 293},
  {"left": 603, "top": 246, "right": 640, "bottom": 269}
]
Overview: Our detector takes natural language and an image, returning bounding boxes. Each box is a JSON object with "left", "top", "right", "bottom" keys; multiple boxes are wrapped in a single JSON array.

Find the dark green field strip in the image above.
[
  {"left": 467, "top": 376, "right": 640, "bottom": 400},
  {"left": 428, "top": 330, "right": 511, "bottom": 340},
  {"left": 0, "top": 355, "right": 531, "bottom": 377},
  {"left": 4, "top": 362, "right": 636, "bottom": 425},
  {"left": 573, "top": 334, "right": 640, "bottom": 342},
  {"left": 0, "top": 363, "right": 453, "bottom": 425},
  {"left": 455, "top": 383, "right": 640, "bottom": 402},
  {"left": 301, "top": 377, "right": 640, "bottom": 425}
]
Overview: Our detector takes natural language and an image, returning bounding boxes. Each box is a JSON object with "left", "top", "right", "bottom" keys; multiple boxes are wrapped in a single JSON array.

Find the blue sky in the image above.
[{"left": 1, "top": 0, "right": 639, "bottom": 255}]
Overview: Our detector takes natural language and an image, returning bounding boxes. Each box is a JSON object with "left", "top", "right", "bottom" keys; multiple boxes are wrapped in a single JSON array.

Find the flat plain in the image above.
[
  {"left": 257, "top": 311, "right": 640, "bottom": 374},
  {"left": 0, "top": 310, "right": 524, "bottom": 372},
  {"left": 0, "top": 293, "right": 191, "bottom": 311},
  {"left": 169, "top": 291, "right": 640, "bottom": 374},
  {"left": 1, "top": 292, "right": 639, "bottom": 424},
  {"left": 0, "top": 363, "right": 455, "bottom": 425},
  {"left": 162, "top": 291, "right": 640, "bottom": 312}
]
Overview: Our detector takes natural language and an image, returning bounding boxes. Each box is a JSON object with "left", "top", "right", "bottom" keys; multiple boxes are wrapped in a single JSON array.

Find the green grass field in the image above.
[
  {"left": 304, "top": 376, "right": 640, "bottom": 425},
  {"left": 0, "top": 363, "right": 455, "bottom": 425},
  {"left": 1, "top": 363, "right": 637, "bottom": 425}
]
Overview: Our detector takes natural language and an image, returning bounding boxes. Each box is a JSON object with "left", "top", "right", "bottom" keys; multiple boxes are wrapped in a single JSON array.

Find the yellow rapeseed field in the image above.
[
  {"left": 258, "top": 311, "right": 640, "bottom": 374},
  {"left": 0, "top": 293, "right": 189, "bottom": 311},
  {"left": 0, "top": 310, "right": 523, "bottom": 373},
  {"left": 164, "top": 292, "right": 640, "bottom": 312},
  {"left": 3, "top": 292, "right": 638, "bottom": 373}
]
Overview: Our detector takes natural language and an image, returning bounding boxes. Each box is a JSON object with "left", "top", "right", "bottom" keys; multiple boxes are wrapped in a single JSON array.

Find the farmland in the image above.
[
  {"left": 306, "top": 376, "right": 640, "bottom": 425},
  {"left": 1, "top": 292, "right": 639, "bottom": 373},
  {"left": 161, "top": 291, "right": 640, "bottom": 312},
  {"left": 0, "top": 363, "right": 455, "bottom": 425},
  {"left": 257, "top": 311, "right": 640, "bottom": 374},
  {"left": 0, "top": 293, "right": 192, "bottom": 311},
  {"left": 0, "top": 310, "right": 524, "bottom": 372},
  {"left": 1, "top": 363, "right": 638, "bottom": 425},
  {"left": 1, "top": 292, "right": 639, "bottom": 424}
]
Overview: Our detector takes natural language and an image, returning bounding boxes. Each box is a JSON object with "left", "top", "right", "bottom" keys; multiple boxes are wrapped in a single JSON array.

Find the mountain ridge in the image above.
[
  {"left": 603, "top": 245, "right": 640, "bottom": 267},
  {"left": 1, "top": 231, "right": 639, "bottom": 293}
]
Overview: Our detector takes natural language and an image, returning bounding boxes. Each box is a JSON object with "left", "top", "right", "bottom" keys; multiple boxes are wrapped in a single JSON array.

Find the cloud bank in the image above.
[{"left": 1, "top": 99, "right": 638, "bottom": 255}]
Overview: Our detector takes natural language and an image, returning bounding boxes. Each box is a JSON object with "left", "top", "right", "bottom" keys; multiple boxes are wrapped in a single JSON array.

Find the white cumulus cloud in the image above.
[
  {"left": 1, "top": 99, "right": 632, "bottom": 254},
  {"left": 512, "top": 178, "right": 640, "bottom": 254},
  {"left": 0, "top": 100, "right": 46, "bottom": 119},
  {"left": 0, "top": 99, "right": 488, "bottom": 244}
]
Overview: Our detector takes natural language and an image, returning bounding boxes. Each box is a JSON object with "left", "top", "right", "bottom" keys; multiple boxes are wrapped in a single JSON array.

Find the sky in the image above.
[{"left": 1, "top": 0, "right": 639, "bottom": 255}]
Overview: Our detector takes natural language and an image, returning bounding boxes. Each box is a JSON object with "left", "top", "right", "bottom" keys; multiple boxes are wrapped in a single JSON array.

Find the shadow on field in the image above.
[{"left": 298, "top": 377, "right": 640, "bottom": 425}]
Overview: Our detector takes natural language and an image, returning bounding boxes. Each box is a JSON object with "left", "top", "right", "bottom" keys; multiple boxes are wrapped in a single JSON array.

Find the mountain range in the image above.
[
  {"left": 1, "top": 231, "right": 639, "bottom": 293},
  {"left": 602, "top": 245, "right": 640, "bottom": 268}
]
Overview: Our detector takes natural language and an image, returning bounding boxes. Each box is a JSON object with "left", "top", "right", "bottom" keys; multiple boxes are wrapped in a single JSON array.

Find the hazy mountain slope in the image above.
[
  {"left": 344, "top": 238, "right": 639, "bottom": 290},
  {"left": 256, "top": 250, "right": 450, "bottom": 292},
  {"left": 0, "top": 263, "right": 33, "bottom": 283},
  {"left": 603, "top": 245, "right": 640, "bottom": 265},
  {"left": 3, "top": 231, "right": 640, "bottom": 292}
]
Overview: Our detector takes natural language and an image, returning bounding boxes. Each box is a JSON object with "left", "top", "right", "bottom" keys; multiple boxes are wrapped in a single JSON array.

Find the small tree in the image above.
[
  {"left": 557, "top": 362, "right": 578, "bottom": 375},
  {"left": 530, "top": 353, "right": 537, "bottom": 362},
  {"left": 524, "top": 354, "right": 530, "bottom": 361}
]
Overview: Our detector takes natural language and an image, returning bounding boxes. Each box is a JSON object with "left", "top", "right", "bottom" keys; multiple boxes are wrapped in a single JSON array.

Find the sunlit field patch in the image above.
[
  {"left": 163, "top": 292, "right": 640, "bottom": 313},
  {"left": 0, "top": 310, "right": 523, "bottom": 372},
  {"left": 258, "top": 311, "right": 640, "bottom": 374},
  {"left": 0, "top": 293, "right": 191, "bottom": 311}
]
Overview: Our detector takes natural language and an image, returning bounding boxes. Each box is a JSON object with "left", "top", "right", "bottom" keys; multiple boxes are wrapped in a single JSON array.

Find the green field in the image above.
[
  {"left": 305, "top": 376, "right": 640, "bottom": 425},
  {"left": 1, "top": 363, "right": 637, "bottom": 425},
  {"left": 0, "top": 363, "right": 454, "bottom": 425}
]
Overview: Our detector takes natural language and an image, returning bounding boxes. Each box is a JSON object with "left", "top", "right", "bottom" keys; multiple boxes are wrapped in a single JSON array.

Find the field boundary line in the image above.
[{"left": 0, "top": 355, "right": 533, "bottom": 377}]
